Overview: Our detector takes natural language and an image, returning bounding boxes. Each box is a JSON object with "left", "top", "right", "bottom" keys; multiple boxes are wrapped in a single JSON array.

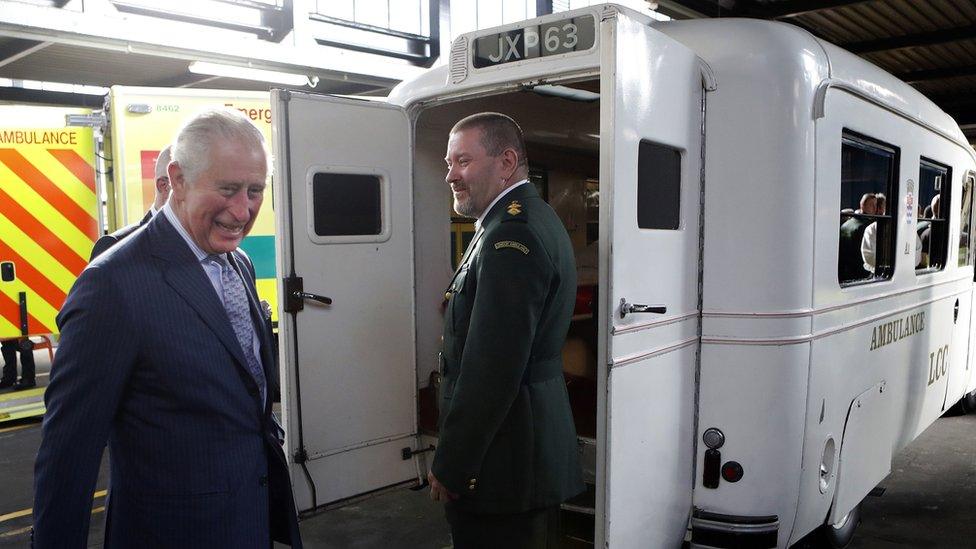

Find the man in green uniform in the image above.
[{"left": 429, "top": 112, "right": 584, "bottom": 548}]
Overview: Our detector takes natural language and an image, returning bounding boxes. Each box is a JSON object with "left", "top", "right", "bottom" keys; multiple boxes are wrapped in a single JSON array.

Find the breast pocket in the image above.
[{"left": 448, "top": 267, "right": 472, "bottom": 332}]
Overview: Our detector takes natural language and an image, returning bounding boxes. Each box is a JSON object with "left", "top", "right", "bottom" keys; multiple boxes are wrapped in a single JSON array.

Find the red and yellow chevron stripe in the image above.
[{"left": 0, "top": 128, "right": 97, "bottom": 338}]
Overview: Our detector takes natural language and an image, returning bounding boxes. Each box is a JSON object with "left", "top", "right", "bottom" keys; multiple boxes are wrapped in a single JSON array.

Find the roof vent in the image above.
[{"left": 449, "top": 37, "right": 468, "bottom": 85}]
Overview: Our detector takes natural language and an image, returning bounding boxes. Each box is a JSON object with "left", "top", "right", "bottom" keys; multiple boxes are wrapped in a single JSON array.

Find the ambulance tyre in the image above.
[
  {"left": 947, "top": 389, "right": 976, "bottom": 416},
  {"left": 961, "top": 389, "right": 976, "bottom": 415},
  {"left": 815, "top": 504, "right": 860, "bottom": 548}
]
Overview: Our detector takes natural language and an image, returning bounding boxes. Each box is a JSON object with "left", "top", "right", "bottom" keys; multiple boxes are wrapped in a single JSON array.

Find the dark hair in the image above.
[{"left": 450, "top": 112, "right": 528, "bottom": 168}]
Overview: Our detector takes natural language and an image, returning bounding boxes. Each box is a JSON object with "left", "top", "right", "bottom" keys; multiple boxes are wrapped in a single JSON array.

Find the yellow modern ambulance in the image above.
[
  {"left": 104, "top": 86, "right": 278, "bottom": 322},
  {"left": 0, "top": 105, "right": 99, "bottom": 341}
]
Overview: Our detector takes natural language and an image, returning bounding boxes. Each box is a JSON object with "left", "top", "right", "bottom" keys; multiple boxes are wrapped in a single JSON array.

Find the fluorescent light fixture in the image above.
[
  {"left": 188, "top": 61, "right": 316, "bottom": 87},
  {"left": 0, "top": 78, "right": 108, "bottom": 95}
]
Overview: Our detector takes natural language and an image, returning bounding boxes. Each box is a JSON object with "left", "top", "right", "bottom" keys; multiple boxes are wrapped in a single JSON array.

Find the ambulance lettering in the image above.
[
  {"left": 868, "top": 311, "right": 924, "bottom": 351},
  {"left": 927, "top": 344, "right": 950, "bottom": 386}
]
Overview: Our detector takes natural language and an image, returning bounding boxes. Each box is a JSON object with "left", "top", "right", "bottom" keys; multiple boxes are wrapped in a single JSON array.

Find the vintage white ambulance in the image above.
[{"left": 270, "top": 4, "right": 976, "bottom": 548}]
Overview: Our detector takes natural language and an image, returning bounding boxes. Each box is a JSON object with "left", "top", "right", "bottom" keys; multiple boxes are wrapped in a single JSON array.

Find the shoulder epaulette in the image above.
[{"left": 501, "top": 199, "right": 527, "bottom": 223}]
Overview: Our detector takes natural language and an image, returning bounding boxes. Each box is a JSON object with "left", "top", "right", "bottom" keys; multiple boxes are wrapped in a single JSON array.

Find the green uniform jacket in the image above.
[{"left": 434, "top": 182, "right": 585, "bottom": 514}]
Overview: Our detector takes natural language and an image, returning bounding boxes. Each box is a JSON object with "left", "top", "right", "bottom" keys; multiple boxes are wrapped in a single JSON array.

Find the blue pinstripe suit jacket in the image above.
[{"left": 33, "top": 213, "right": 302, "bottom": 548}]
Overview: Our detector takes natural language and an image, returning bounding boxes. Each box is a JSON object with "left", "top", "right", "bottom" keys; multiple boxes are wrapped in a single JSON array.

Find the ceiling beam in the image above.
[
  {"left": 0, "top": 40, "right": 51, "bottom": 69},
  {"left": 740, "top": 0, "right": 873, "bottom": 20},
  {"left": 843, "top": 24, "right": 976, "bottom": 54},
  {"left": 896, "top": 64, "right": 976, "bottom": 84},
  {"left": 0, "top": 85, "right": 103, "bottom": 107},
  {"left": 655, "top": 0, "right": 733, "bottom": 18}
]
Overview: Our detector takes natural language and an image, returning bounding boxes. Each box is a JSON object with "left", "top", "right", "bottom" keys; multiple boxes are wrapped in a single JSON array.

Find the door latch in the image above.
[
  {"left": 283, "top": 276, "right": 333, "bottom": 313},
  {"left": 619, "top": 298, "right": 667, "bottom": 318}
]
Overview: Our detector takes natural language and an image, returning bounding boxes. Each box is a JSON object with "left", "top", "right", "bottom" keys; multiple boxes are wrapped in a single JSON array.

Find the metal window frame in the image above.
[{"left": 309, "top": 0, "right": 441, "bottom": 66}]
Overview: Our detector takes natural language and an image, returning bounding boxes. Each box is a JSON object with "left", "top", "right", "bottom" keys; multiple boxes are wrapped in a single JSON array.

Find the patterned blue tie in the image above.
[{"left": 218, "top": 256, "right": 267, "bottom": 405}]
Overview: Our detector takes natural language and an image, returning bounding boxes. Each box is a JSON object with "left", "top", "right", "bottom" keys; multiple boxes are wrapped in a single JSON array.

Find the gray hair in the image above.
[
  {"left": 154, "top": 145, "right": 172, "bottom": 181},
  {"left": 171, "top": 108, "right": 266, "bottom": 183}
]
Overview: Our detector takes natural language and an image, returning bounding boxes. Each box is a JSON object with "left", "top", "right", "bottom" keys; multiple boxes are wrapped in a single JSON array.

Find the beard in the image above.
[{"left": 453, "top": 195, "right": 478, "bottom": 218}]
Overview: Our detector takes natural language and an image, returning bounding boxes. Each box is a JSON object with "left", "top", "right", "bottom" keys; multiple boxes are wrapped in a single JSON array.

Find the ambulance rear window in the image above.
[
  {"left": 311, "top": 172, "right": 382, "bottom": 236},
  {"left": 637, "top": 140, "right": 681, "bottom": 230}
]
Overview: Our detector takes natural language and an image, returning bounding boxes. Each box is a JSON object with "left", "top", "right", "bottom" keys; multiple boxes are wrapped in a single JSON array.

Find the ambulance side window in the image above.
[
  {"left": 637, "top": 140, "right": 681, "bottom": 230},
  {"left": 311, "top": 172, "right": 382, "bottom": 236},
  {"left": 916, "top": 158, "right": 952, "bottom": 273},
  {"left": 838, "top": 132, "right": 899, "bottom": 286}
]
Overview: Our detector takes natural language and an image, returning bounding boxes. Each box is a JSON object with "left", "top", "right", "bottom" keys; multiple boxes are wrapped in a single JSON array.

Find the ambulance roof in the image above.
[{"left": 390, "top": 5, "right": 965, "bottom": 145}]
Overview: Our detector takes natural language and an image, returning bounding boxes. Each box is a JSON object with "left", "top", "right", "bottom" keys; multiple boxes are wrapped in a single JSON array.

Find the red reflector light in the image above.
[{"left": 722, "top": 461, "right": 744, "bottom": 482}]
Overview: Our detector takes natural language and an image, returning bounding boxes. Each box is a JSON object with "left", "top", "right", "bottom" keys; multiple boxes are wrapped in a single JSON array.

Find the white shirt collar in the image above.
[
  {"left": 475, "top": 179, "right": 528, "bottom": 230},
  {"left": 161, "top": 202, "right": 209, "bottom": 263}
]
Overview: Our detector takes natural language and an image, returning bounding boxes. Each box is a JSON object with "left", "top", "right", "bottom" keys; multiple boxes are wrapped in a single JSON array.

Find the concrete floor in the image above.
[{"left": 1, "top": 350, "right": 973, "bottom": 548}]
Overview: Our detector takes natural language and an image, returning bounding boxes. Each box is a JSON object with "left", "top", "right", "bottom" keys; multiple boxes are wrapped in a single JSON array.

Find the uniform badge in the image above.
[
  {"left": 507, "top": 200, "right": 522, "bottom": 215},
  {"left": 494, "top": 240, "right": 530, "bottom": 254}
]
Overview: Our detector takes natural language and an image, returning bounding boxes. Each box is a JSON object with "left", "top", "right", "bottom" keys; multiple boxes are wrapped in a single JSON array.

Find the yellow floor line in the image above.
[
  {"left": 0, "top": 505, "right": 104, "bottom": 538},
  {"left": 0, "top": 490, "right": 107, "bottom": 524},
  {"left": 0, "top": 524, "right": 31, "bottom": 538},
  {"left": 0, "top": 422, "right": 38, "bottom": 434},
  {"left": 0, "top": 508, "right": 30, "bottom": 523}
]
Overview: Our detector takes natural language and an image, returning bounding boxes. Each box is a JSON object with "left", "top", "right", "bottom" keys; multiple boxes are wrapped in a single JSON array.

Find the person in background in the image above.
[
  {"left": 33, "top": 109, "right": 301, "bottom": 548},
  {"left": 918, "top": 194, "right": 941, "bottom": 268},
  {"left": 430, "top": 112, "right": 583, "bottom": 548},
  {"left": 860, "top": 193, "right": 886, "bottom": 274},
  {"left": 0, "top": 338, "right": 35, "bottom": 390},
  {"left": 839, "top": 193, "right": 877, "bottom": 281},
  {"left": 89, "top": 145, "right": 172, "bottom": 260}
]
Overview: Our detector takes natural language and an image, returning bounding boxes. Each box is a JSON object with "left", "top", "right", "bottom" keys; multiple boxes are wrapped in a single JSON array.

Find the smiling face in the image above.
[
  {"left": 169, "top": 139, "right": 267, "bottom": 255},
  {"left": 445, "top": 127, "right": 512, "bottom": 219}
]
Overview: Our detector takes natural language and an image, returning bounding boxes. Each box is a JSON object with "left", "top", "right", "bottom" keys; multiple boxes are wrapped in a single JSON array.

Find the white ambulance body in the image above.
[{"left": 272, "top": 4, "right": 976, "bottom": 548}]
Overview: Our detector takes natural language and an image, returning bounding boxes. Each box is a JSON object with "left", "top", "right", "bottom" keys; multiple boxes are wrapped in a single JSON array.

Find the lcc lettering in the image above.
[{"left": 927, "top": 344, "right": 949, "bottom": 386}]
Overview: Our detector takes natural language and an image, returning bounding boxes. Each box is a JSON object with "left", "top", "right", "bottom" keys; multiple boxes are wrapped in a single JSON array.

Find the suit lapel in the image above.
[{"left": 149, "top": 215, "right": 251, "bottom": 373}]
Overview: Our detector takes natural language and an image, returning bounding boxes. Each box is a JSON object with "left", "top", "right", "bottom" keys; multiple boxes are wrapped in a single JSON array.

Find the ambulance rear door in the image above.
[
  {"left": 272, "top": 90, "right": 417, "bottom": 511},
  {"left": 598, "top": 11, "right": 704, "bottom": 547}
]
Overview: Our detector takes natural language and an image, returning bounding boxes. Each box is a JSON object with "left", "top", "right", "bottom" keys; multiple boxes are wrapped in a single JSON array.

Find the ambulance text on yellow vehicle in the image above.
[{"left": 0, "top": 105, "right": 99, "bottom": 339}]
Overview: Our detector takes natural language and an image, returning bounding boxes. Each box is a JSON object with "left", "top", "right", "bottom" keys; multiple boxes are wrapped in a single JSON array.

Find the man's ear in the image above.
[
  {"left": 501, "top": 148, "right": 519, "bottom": 180},
  {"left": 155, "top": 176, "right": 169, "bottom": 195},
  {"left": 167, "top": 162, "right": 185, "bottom": 198}
]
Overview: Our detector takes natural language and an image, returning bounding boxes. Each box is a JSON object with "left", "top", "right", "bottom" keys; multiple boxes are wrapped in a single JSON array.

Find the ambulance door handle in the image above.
[
  {"left": 282, "top": 276, "right": 332, "bottom": 313},
  {"left": 294, "top": 291, "right": 333, "bottom": 306},
  {"left": 619, "top": 298, "right": 666, "bottom": 318}
]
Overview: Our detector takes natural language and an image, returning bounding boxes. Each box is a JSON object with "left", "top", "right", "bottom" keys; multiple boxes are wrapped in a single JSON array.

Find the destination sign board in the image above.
[{"left": 472, "top": 15, "right": 596, "bottom": 69}]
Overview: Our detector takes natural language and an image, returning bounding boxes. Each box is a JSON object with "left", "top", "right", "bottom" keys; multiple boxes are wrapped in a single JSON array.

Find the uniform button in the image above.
[
  {"left": 468, "top": 484, "right": 476, "bottom": 491},
  {"left": 259, "top": 475, "right": 269, "bottom": 486}
]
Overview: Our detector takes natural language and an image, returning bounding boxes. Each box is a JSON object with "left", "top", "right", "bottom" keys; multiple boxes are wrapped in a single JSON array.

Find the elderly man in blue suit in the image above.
[{"left": 33, "top": 109, "right": 302, "bottom": 548}]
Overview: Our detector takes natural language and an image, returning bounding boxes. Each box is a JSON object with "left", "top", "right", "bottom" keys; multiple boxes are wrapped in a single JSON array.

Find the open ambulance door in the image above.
[
  {"left": 272, "top": 90, "right": 417, "bottom": 511},
  {"left": 597, "top": 12, "right": 704, "bottom": 548}
]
